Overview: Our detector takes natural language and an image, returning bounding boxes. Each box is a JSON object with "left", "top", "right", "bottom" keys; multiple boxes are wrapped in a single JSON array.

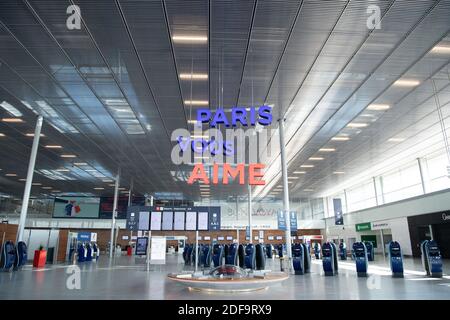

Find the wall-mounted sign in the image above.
[
  {"left": 371, "top": 220, "right": 390, "bottom": 230},
  {"left": 355, "top": 222, "right": 372, "bottom": 232},
  {"left": 77, "top": 232, "right": 91, "bottom": 242}
]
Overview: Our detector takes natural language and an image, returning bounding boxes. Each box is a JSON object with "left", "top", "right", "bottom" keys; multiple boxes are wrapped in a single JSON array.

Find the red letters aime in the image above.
[{"left": 187, "top": 163, "right": 265, "bottom": 185}]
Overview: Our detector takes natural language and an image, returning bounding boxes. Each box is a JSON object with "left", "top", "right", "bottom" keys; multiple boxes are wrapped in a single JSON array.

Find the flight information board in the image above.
[
  {"left": 198, "top": 211, "right": 209, "bottom": 230},
  {"left": 162, "top": 211, "right": 174, "bottom": 230},
  {"left": 185, "top": 211, "right": 197, "bottom": 230},
  {"left": 138, "top": 211, "right": 150, "bottom": 230},
  {"left": 150, "top": 211, "right": 162, "bottom": 230},
  {"left": 173, "top": 211, "right": 185, "bottom": 230}
]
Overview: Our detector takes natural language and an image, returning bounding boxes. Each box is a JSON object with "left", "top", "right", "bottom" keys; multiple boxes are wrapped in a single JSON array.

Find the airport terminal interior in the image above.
[{"left": 0, "top": 0, "right": 450, "bottom": 301}]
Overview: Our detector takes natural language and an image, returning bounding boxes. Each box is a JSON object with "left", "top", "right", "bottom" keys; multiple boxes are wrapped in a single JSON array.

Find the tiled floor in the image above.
[{"left": 0, "top": 254, "right": 449, "bottom": 300}]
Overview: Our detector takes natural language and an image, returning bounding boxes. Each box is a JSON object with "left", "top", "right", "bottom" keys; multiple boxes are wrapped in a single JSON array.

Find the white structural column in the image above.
[
  {"left": 248, "top": 184, "right": 253, "bottom": 244},
  {"left": 278, "top": 118, "right": 292, "bottom": 272},
  {"left": 17, "top": 116, "right": 43, "bottom": 242},
  {"left": 236, "top": 196, "right": 239, "bottom": 244},
  {"left": 195, "top": 230, "right": 199, "bottom": 272},
  {"left": 109, "top": 169, "right": 120, "bottom": 258}
]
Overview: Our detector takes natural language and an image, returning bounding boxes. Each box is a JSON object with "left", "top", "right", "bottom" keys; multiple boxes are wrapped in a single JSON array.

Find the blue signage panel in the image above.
[
  {"left": 77, "top": 232, "right": 91, "bottom": 242},
  {"left": 278, "top": 211, "right": 297, "bottom": 230},
  {"left": 246, "top": 226, "right": 250, "bottom": 238}
]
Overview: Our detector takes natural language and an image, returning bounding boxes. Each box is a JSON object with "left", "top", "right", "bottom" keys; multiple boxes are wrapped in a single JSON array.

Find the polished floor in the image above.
[{"left": 0, "top": 253, "right": 449, "bottom": 300}]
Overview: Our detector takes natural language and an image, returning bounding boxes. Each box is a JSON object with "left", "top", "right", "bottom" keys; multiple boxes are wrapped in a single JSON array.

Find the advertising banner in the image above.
[
  {"left": 333, "top": 198, "right": 344, "bottom": 225},
  {"left": 53, "top": 197, "right": 100, "bottom": 218},
  {"left": 150, "top": 236, "right": 166, "bottom": 264}
]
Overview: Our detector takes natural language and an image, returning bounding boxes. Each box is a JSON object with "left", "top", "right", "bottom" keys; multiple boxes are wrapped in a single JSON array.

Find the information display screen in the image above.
[
  {"left": 226, "top": 236, "right": 233, "bottom": 240},
  {"left": 185, "top": 211, "right": 197, "bottom": 230},
  {"left": 204, "top": 236, "right": 211, "bottom": 240},
  {"left": 276, "top": 236, "right": 282, "bottom": 240},
  {"left": 173, "top": 211, "right": 185, "bottom": 230},
  {"left": 135, "top": 237, "right": 148, "bottom": 255},
  {"left": 268, "top": 236, "right": 274, "bottom": 240},
  {"left": 198, "top": 211, "right": 209, "bottom": 231},
  {"left": 150, "top": 211, "right": 162, "bottom": 231},
  {"left": 138, "top": 211, "right": 150, "bottom": 230},
  {"left": 218, "top": 236, "right": 224, "bottom": 240},
  {"left": 162, "top": 211, "right": 174, "bottom": 230}
]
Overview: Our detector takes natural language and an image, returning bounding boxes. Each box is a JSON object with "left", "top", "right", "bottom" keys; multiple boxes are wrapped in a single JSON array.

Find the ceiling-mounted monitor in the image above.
[
  {"left": 185, "top": 211, "right": 197, "bottom": 230},
  {"left": 138, "top": 211, "right": 150, "bottom": 230},
  {"left": 162, "top": 211, "right": 174, "bottom": 230},
  {"left": 198, "top": 211, "right": 209, "bottom": 230},
  {"left": 150, "top": 211, "right": 162, "bottom": 231},
  {"left": 173, "top": 211, "right": 185, "bottom": 230}
]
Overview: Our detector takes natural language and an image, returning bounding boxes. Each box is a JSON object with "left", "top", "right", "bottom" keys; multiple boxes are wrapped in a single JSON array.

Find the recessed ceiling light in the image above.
[
  {"left": 300, "top": 165, "right": 314, "bottom": 168},
  {"left": 333, "top": 171, "right": 345, "bottom": 175},
  {"left": 25, "top": 133, "right": 45, "bottom": 137},
  {"left": 61, "top": 154, "right": 77, "bottom": 158},
  {"left": 184, "top": 100, "right": 209, "bottom": 106},
  {"left": 309, "top": 157, "right": 324, "bottom": 161},
  {"left": 367, "top": 104, "right": 390, "bottom": 111},
  {"left": 18, "top": 178, "right": 27, "bottom": 181},
  {"left": 394, "top": 79, "right": 420, "bottom": 87},
  {"left": 2, "top": 118, "right": 24, "bottom": 123},
  {"left": 102, "top": 179, "right": 113, "bottom": 183},
  {"left": 172, "top": 35, "right": 208, "bottom": 43},
  {"left": 331, "top": 136, "right": 350, "bottom": 141},
  {"left": 347, "top": 122, "right": 368, "bottom": 128},
  {"left": 74, "top": 162, "right": 88, "bottom": 166},
  {"left": 0, "top": 133, "right": 5, "bottom": 137},
  {"left": 293, "top": 171, "right": 306, "bottom": 174},
  {"left": 288, "top": 176, "right": 300, "bottom": 180},
  {"left": 388, "top": 138, "right": 405, "bottom": 142},
  {"left": 56, "top": 168, "right": 70, "bottom": 172},
  {"left": 5, "top": 173, "right": 17, "bottom": 177},
  {"left": 118, "top": 187, "right": 126, "bottom": 190},
  {"left": 108, "top": 184, "right": 116, "bottom": 187},
  {"left": 431, "top": 45, "right": 450, "bottom": 54},
  {"left": 32, "top": 183, "right": 42, "bottom": 186},
  {"left": 303, "top": 189, "right": 314, "bottom": 192},
  {"left": 319, "top": 148, "right": 335, "bottom": 152},
  {"left": 179, "top": 74, "right": 208, "bottom": 80},
  {"left": 42, "top": 186, "right": 52, "bottom": 189},
  {"left": 94, "top": 187, "right": 104, "bottom": 190},
  {"left": 51, "top": 190, "right": 61, "bottom": 193},
  {"left": 45, "top": 145, "right": 63, "bottom": 149}
]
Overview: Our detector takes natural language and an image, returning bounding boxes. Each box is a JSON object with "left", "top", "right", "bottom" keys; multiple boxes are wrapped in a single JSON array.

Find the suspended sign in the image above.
[
  {"left": 333, "top": 198, "right": 344, "bottom": 225},
  {"left": 277, "top": 211, "right": 297, "bottom": 231}
]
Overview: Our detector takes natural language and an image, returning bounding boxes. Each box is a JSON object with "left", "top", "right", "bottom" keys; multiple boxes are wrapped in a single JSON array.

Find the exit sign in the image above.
[{"left": 355, "top": 222, "right": 371, "bottom": 232}]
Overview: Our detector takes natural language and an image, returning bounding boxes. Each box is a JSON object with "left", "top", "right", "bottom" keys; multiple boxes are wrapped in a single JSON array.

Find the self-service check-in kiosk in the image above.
[
  {"left": 201, "top": 245, "right": 211, "bottom": 267},
  {"left": 301, "top": 243, "right": 311, "bottom": 273},
  {"left": 322, "top": 242, "right": 337, "bottom": 276},
  {"left": 353, "top": 242, "right": 368, "bottom": 277},
  {"left": 244, "top": 244, "right": 256, "bottom": 269},
  {"left": 238, "top": 244, "right": 245, "bottom": 268},
  {"left": 314, "top": 242, "right": 321, "bottom": 259},
  {"left": 292, "top": 243, "right": 305, "bottom": 275},
  {"left": 388, "top": 241, "right": 404, "bottom": 278},
  {"left": 255, "top": 244, "right": 266, "bottom": 270},
  {"left": 364, "top": 241, "right": 374, "bottom": 261},
  {"left": 212, "top": 244, "right": 224, "bottom": 267},
  {"left": 339, "top": 241, "right": 347, "bottom": 260},
  {"left": 77, "top": 243, "right": 85, "bottom": 262},
  {"left": 421, "top": 240, "right": 443, "bottom": 278},
  {"left": 266, "top": 244, "right": 273, "bottom": 259},
  {"left": 85, "top": 243, "right": 93, "bottom": 262},
  {"left": 225, "top": 243, "right": 238, "bottom": 265},
  {"left": 1, "top": 241, "right": 16, "bottom": 272}
]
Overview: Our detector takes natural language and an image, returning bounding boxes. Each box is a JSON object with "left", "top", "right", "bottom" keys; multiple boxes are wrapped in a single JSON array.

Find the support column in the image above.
[
  {"left": 380, "top": 229, "right": 386, "bottom": 258},
  {"left": 236, "top": 196, "right": 239, "bottom": 244},
  {"left": 417, "top": 158, "right": 430, "bottom": 194},
  {"left": 248, "top": 184, "right": 253, "bottom": 244},
  {"left": 195, "top": 230, "right": 199, "bottom": 272},
  {"left": 373, "top": 177, "right": 379, "bottom": 206},
  {"left": 109, "top": 169, "right": 120, "bottom": 258},
  {"left": 278, "top": 118, "right": 292, "bottom": 272},
  {"left": 128, "top": 178, "right": 133, "bottom": 206},
  {"left": 17, "top": 116, "right": 43, "bottom": 242}
]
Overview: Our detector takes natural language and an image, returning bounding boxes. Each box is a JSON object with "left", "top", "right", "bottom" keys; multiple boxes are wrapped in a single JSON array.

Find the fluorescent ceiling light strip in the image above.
[
  {"left": 347, "top": 122, "right": 368, "bottom": 128},
  {"left": 179, "top": 74, "right": 208, "bottom": 80},
  {"left": 394, "top": 79, "right": 420, "bottom": 87},
  {"left": 331, "top": 136, "right": 350, "bottom": 141},
  {"left": 172, "top": 35, "right": 207, "bottom": 42},
  {"left": 185, "top": 100, "right": 208, "bottom": 106},
  {"left": 0, "top": 101, "right": 22, "bottom": 117},
  {"left": 319, "top": 148, "right": 335, "bottom": 152},
  {"left": 2, "top": 118, "right": 23, "bottom": 123},
  {"left": 367, "top": 104, "right": 390, "bottom": 111}
]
